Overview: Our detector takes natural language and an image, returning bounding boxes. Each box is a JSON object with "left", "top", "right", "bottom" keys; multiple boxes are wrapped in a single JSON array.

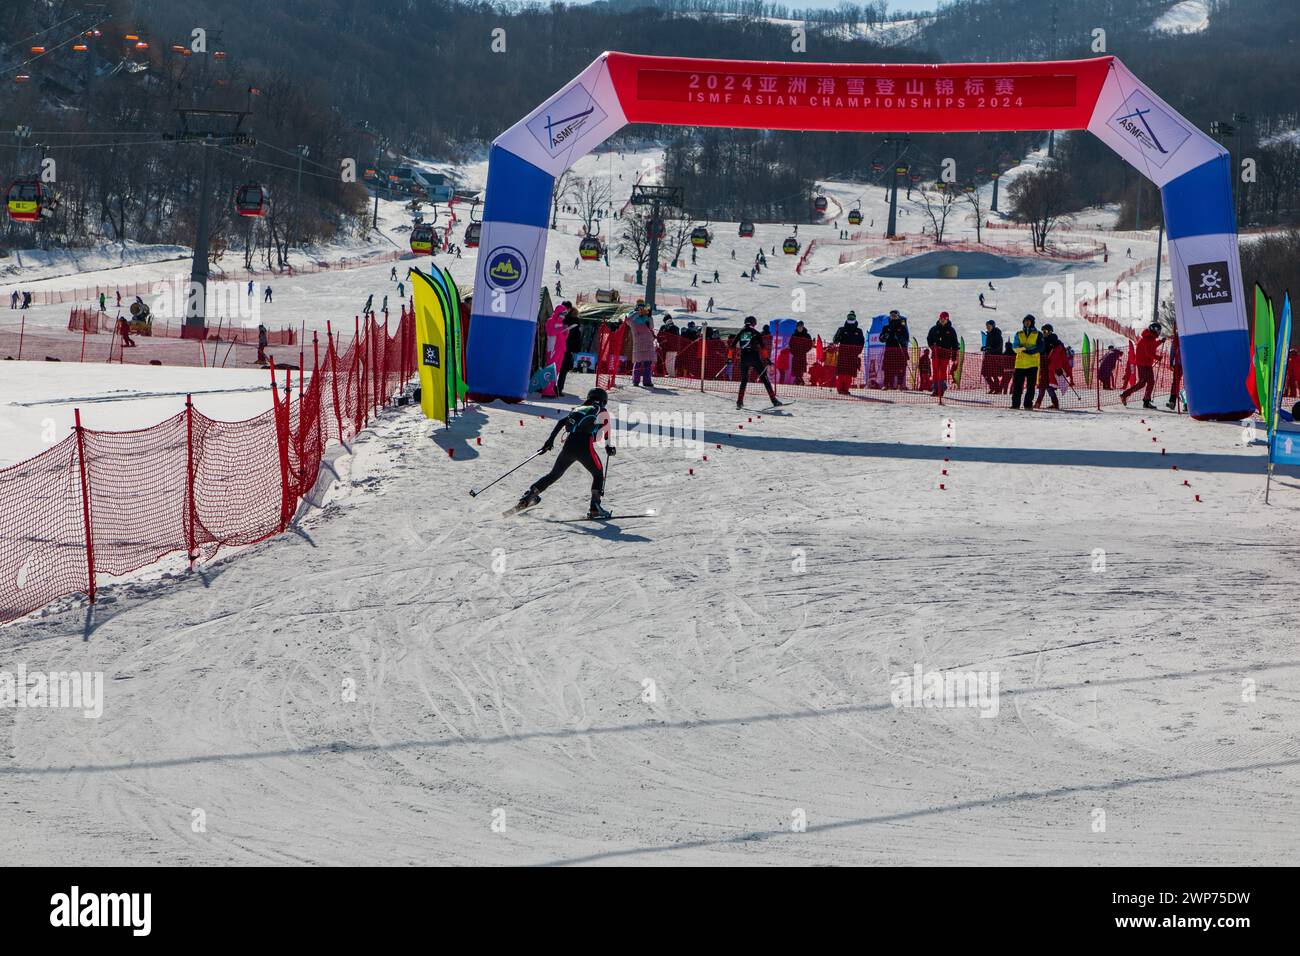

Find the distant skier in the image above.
[
  {"left": 264, "top": 286, "right": 273, "bottom": 303},
  {"left": 903, "top": 276, "right": 910, "bottom": 288},
  {"left": 390, "top": 267, "right": 398, "bottom": 281},
  {"left": 877, "top": 279, "right": 884, "bottom": 292},
  {"left": 512, "top": 387, "right": 616, "bottom": 519},
  {"left": 248, "top": 280, "right": 254, "bottom": 298},
  {"left": 99, "top": 291, "right": 106, "bottom": 312},
  {"left": 730, "top": 315, "right": 782, "bottom": 409},
  {"left": 362, "top": 293, "right": 374, "bottom": 318}
]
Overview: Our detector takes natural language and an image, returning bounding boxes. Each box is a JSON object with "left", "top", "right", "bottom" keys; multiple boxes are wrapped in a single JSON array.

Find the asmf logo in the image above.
[
  {"left": 1106, "top": 90, "right": 1192, "bottom": 169},
  {"left": 485, "top": 246, "right": 527, "bottom": 293},
  {"left": 526, "top": 82, "right": 608, "bottom": 158}
]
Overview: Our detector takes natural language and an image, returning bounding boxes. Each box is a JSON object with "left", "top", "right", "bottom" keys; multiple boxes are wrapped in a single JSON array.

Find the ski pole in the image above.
[{"left": 469, "top": 449, "right": 545, "bottom": 497}]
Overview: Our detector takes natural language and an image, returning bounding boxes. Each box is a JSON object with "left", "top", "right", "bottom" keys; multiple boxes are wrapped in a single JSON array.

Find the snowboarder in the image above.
[
  {"left": 513, "top": 387, "right": 616, "bottom": 519},
  {"left": 730, "top": 315, "right": 782, "bottom": 409},
  {"left": 362, "top": 294, "right": 374, "bottom": 319}
]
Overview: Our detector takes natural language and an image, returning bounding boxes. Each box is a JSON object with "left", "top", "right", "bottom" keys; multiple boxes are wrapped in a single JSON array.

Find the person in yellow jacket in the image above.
[{"left": 1010, "top": 314, "right": 1042, "bottom": 410}]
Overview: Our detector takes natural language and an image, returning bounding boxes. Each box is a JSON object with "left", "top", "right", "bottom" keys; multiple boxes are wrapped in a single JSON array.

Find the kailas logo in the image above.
[
  {"left": 1187, "top": 260, "right": 1233, "bottom": 306},
  {"left": 485, "top": 246, "right": 527, "bottom": 292},
  {"left": 422, "top": 343, "right": 440, "bottom": 368},
  {"left": 526, "top": 83, "right": 608, "bottom": 157},
  {"left": 1106, "top": 91, "right": 1191, "bottom": 168}
]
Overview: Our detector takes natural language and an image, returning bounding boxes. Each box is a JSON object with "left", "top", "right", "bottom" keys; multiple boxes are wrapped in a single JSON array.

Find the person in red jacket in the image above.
[
  {"left": 1121, "top": 324, "right": 1164, "bottom": 409},
  {"left": 1033, "top": 325, "right": 1070, "bottom": 409}
]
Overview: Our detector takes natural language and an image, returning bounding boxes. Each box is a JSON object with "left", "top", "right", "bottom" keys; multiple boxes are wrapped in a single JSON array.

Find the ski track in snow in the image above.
[{"left": 2, "top": 384, "right": 1299, "bottom": 865}]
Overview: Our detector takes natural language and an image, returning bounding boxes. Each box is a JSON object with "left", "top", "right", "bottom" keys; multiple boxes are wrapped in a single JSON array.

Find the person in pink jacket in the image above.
[{"left": 541, "top": 302, "right": 571, "bottom": 397}]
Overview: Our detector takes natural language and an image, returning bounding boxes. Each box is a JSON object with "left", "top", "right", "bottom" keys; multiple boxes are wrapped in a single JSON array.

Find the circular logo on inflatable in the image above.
[{"left": 485, "top": 246, "right": 527, "bottom": 293}]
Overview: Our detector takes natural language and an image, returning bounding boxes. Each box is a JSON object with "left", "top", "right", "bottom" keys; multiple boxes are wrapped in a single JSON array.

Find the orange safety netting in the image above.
[{"left": 0, "top": 311, "right": 415, "bottom": 626}]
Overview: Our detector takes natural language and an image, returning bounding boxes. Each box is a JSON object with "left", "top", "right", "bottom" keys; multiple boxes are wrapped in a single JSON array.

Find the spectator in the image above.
[
  {"left": 619, "top": 303, "right": 656, "bottom": 387},
  {"left": 257, "top": 324, "right": 269, "bottom": 366},
  {"left": 1121, "top": 323, "right": 1164, "bottom": 409},
  {"left": 831, "top": 311, "right": 865, "bottom": 395},
  {"left": 981, "top": 319, "right": 1005, "bottom": 393},
  {"left": 1010, "top": 314, "right": 1041, "bottom": 410},
  {"left": 1166, "top": 324, "right": 1182, "bottom": 410},
  {"left": 789, "top": 320, "right": 813, "bottom": 384},
  {"left": 116, "top": 314, "right": 136, "bottom": 348},
  {"left": 1033, "top": 323, "right": 1069, "bottom": 409},
  {"left": 659, "top": 314, "right": 680, "bottom": 377},
  {"left": 11, "top": 290, "right": 19, "bottom": 309},
  {"left": 556, "top": 303, "right": 583, "bottom": 395},
  {"left": 918, "top": 348, "right": 933, "bottom": 392},
  {"left": 879, "top": 310, "right": 910, "bottom": 390},
  {"left": 681, "top": 321, "right": 700, "bottom": 342},
  {"left": 926, "top": 311, "right": 959, "bottom": 396},
  {"left": 1098, "top": 346, "right": 1122, "bottom": 389}
]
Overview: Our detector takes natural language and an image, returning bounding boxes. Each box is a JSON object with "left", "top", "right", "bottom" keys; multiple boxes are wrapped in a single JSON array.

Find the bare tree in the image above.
[
  {"left": 618, "top": 210, "right": 651, "bottom": 282},
  {"left": 1008, "top": 167, "right": 1072, "bottom": 252},
  {"left": 910, "top": 183, "right": 961, "bottom": 243},
  {"left": 573, "top": 175, "right": 613, "bottom": 236},
  {"left": 550, "top": 170, "right": 575, "bottom": 230},
  {"left": 963, "top": 183, "right": 987, "bottom": 243},
  {"left": 666, "top": 216, "right": 705, "bottom": 266}
]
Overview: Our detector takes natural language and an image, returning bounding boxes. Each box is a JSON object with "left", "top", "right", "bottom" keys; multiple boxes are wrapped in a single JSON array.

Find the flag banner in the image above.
[
  {"left": 1268, "top": 293, "right": 1292, "bottom": 446},
  {"left": 1249, "top": 284, "right": 1274, "bottom": 421},
  {"left": 411, "top": 268, "right": 450, "bottom": 423}
]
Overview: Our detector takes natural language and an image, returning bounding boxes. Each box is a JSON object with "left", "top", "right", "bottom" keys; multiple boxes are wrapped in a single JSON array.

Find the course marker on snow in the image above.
[
  {"left": 703, "top": 455, "right": 709, "bottom": 461},
  {"left": 477, "top": 436, "right": 482, "bottom": 445},
  {"left": 1195, "top": 495, "right": 1202, "bottom": 502},
  {"left": 519, "top": 420, "right": 524, "bottom": 427},
  {"left": 939, "top": 483, "right": 946, "bottom": 490},
  {"left": 448, "top": 448, "right": 455, "bottom": 457},
  {"left": 941, "top": 469, "right": 948, "bottom": 475},
  {"left": 1183, "top": 479, "right": 1190, "bottom": 486},
  {"left": 748, "top": 417, "right": 753, "bottom": 423},
  {"left": 689, "top": 468, "right": 694, "bottom": 475}
]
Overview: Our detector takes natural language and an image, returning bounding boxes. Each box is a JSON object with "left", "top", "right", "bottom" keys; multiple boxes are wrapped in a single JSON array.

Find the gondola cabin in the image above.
[
  {"left": 895, "top": 164, "right": 909, "bottom": 176},
  {"left": 813, "top": 195, "right": 829, "bottom": 214},
  {"left": 410, "top": 224, "right": 435, "bottom": 254},
  {"left": 782, "top": 236, "right": 799, "bottom": 255},
  {"left": 690, "top": 226, "right": 711, "bottom": 248},
  {"left": 871, "top": 161, "right": 884, "bottom": 172},
  {"left": 234, "top": 183, "right": 269, "bottom": 217},
  {"left": 464, "top": 222, "right": 481, "bottom": 248},
  {"left": 738, "top": 220, "right": 755, "bottom": 238},
  {"left": 847, "top": 208, "right": 863, "bottom": 226},
  {"left": 6, "top": 180, "right": 43, "bottom": 222},
  {"left": 579, "top": 236, "right": 602, "bottom": 261}
]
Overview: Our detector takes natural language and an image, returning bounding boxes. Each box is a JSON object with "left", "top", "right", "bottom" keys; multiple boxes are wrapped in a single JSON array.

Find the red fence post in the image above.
[
  {"left": 16, "top": 314, "right": 24, "bottom": 360},
  {"left": 73, "top": 409, "right": 96, "bottom": 604},
  {"left": 185, "top": 395, "right": 197, "bottom": 567},
  {"left": 273, "top": 362, "right": 292, "bottom": 532},
  {"left": 328, "top": 326, "right": 344, "bottom": 442}
]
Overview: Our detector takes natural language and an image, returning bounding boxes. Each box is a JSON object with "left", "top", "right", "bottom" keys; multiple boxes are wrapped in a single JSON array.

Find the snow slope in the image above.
[{"left": 2, "top": 383, "right": 1298, "bottom": 865}]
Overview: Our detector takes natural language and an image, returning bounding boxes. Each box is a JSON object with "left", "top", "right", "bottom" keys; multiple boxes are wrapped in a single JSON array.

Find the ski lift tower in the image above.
[
  {"left": 164, "top": 108, "right": 256, "bottom": 337},
  {"left": 629, "top": 183, "right": 683, "bottom": 314}
]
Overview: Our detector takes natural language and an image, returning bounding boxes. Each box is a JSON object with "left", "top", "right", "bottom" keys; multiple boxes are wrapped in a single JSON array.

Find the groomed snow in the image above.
[{"left": 2, "top": 382, "right": 1297, "bottom": 864}]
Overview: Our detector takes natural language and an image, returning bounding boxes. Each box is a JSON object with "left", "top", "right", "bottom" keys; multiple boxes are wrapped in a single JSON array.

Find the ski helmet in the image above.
[
  {"left": 585, "top": 387, "right": 608, "bottom": 407},
  {"left": 1022, "top": 314, "right": 1037, "bottom": 326},
  {"left": 1148, "top": 322, "right": 1162, "bottom": 334},
  {"left": 744, "top": 315, "right": 758, "bottom": 326}
]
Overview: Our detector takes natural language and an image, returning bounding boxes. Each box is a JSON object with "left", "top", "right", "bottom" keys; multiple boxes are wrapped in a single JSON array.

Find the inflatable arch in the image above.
[{"left": 469, "top": 53, "right": 1252, "bottom": 420}]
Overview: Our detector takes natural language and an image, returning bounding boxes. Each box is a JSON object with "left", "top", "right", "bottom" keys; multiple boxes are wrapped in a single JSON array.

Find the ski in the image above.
[{"left": 741, "top": 401, "right": 795, "bottom": 412}]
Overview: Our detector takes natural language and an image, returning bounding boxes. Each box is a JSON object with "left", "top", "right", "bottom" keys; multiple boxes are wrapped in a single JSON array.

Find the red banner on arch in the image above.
[{"left": 605, "top": 53, "right": 1113, "bottom": 134}]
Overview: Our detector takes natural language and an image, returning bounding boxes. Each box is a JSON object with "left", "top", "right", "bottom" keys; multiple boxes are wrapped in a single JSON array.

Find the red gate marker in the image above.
[
  {"left": 703, "top": 455, "right": 709, "bottom": 461},
  {"left": 448, "top": 448, "right": 454, "bottom": 458},
  {"left": 748, "top": 417, "right": 753, "bottom": 423},
  {"left": 476, "top": 436, "right": 482, "bottom": 446},
  {"left": 519, "top": 419, "right": 524, "bottom": 426},
  {"left": 941, "top": 469, "right": 948, "bottom": 475},
  {"left": 1183, "top": 479, "right": 1190, "bottom": 486},
  {"left": 1195, "top": 494, "right": 1201, "bottom": 502},
  {"left": 689, "top": 468, "right": 694, "bottom": 475},
  {"left": 1161, "top": 448, "right": 1166, "bottom": 455},
  {"left": 715, "top": 443, "right": 721, "bottom": 449},
  {"left": 939, "top": 483, "right": 946, "bottom": 490}
]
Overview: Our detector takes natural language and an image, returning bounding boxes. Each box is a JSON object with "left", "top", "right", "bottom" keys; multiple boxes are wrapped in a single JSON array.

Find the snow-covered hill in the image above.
[{"left": 1151, "top": 0, "right": 1211, "bottom": 34}]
